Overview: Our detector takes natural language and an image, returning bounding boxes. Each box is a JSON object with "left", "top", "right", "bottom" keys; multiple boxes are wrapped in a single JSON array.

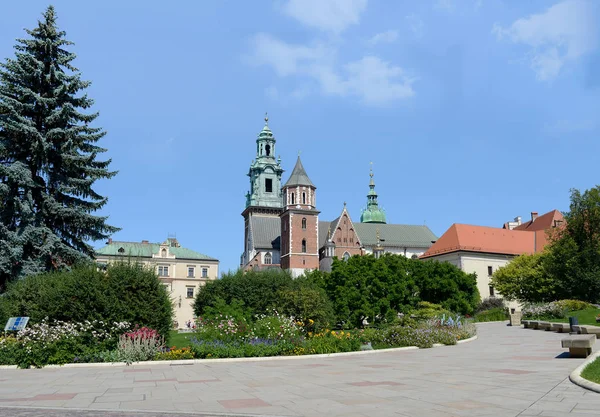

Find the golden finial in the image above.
[{"left": 264, "top": 112, "right": 269, "bottom": 125}]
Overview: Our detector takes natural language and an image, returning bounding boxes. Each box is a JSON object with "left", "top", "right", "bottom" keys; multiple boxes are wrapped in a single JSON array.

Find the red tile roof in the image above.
[
  {"left": 420, "top": 224, "right": 537, "bottom": 259},
  {"left": 514, "top": 210, "right": 564, "bottom": 232}
]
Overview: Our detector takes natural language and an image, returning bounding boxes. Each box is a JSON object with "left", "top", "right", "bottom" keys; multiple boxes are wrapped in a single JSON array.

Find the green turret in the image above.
[
  {"left": 360, "top": 164, "right": 387, "bottom": 224},
  {"left": 246, "top": 114, "right": 284, "bottom": 208}
]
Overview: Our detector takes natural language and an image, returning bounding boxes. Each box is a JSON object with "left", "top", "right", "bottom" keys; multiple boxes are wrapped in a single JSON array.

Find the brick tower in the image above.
[{"left": 280, "top": 156, "right": 319, "bottom": 277}]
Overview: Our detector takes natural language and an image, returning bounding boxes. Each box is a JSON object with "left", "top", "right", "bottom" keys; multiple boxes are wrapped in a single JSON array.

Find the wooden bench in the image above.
[
  {"left": 579, "top": 325, "right": 600, "bottom": 339},
  {"left": 551, "top": 322, "right": 571, "bottom": 333},
  {"left": 561, "top": 335, "right": 596, "bottom": 358}
]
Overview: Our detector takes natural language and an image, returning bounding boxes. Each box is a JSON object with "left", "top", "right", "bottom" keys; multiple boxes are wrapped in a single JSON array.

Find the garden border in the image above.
[
  {"left": 569, "top": 349, "right": 600, "bottom": 393},
  {"left": 0, "top": 335, "right": 478, "bottom": 370}
]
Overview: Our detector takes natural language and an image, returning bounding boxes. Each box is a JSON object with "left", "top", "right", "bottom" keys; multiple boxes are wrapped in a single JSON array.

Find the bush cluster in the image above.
[
  {"left": 473, "top": 307, "right": 508, "bottom": 322},
  {"left": 0, "top": 262, "right": 174, "bottom": 340}
]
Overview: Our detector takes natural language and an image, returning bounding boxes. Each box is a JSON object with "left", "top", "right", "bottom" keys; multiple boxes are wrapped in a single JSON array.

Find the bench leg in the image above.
[{"left": 569, "top": 347, "right": 592, "bottom": 358}]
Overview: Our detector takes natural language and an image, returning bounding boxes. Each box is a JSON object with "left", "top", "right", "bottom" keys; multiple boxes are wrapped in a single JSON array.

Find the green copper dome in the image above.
[{"left": 360, "top": 165, "right": 387, "bottom": 224}]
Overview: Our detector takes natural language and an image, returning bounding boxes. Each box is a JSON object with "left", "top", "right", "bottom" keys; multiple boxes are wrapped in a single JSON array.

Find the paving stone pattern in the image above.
[{"left": 2, "top": 322, "right": 600, "bottom": 417}]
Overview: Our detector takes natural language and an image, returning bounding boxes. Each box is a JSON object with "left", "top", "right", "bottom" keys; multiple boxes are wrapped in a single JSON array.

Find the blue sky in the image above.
[{"left": 1, "top": 0, "right": 599, "bottom": 274}]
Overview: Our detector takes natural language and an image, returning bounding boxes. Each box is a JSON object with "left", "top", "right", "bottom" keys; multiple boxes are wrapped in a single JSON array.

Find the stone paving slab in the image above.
[{"left": 1, "top": 323, "right": 600, "bottom": 416}]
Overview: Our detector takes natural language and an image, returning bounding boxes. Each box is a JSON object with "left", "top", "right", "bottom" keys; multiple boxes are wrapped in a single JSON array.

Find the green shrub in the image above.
[
  {"left": 251, "top": 312, "right": 301, "bottom": 340},
  {"left": 474, "top": 307, "right": 509, "bottom": 322},
  {"left": 0, "top": 262, "right": 173, "bottom": 341},
  {"left": 303, "top": 330, "right": 360, "bottom": 354},
  {"left": 521, "top": 302, "right": 566, "bottom": 319},
  {"left": 477, "top": 297, "right": 505, "bottom": 313},
  {"left": 194, "top": 314, "right": 252, "bottom": 344},
  {"left": 193, "top": 269, "right": 333, "bottom": 331},
  {"left": 555, "top": 299, "right": 592, "bottom": 312}
]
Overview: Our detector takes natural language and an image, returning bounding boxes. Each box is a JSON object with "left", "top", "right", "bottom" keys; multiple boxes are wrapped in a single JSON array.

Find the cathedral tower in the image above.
[
  {"left": 280, "top": 156, "right": 320, "bottom": 276},
  {"left": 241, "top": 114, "right": 285, "bottom": 268},
  {"left": 360, "top": 164, "right": 387, "bottom": 224}
]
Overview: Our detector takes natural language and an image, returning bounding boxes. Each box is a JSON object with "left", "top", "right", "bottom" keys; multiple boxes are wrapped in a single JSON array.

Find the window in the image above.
[
  {"left": 265, "top": 144, "right": 271, "bottom": 156},
  {"left": 158, "top": 266, "right": 169, "bottom": 277},
  {"left": 487, "top": 266, "right": 493, "bottom": 276},
  {"left": 202, "top": 267, "right": 208, "bottom": 278},
  {"left": 187, "top": 267, "right": 195, "bottom": 278},
  {"left": 186, "top": 287, "right": 194, "bottom": 298},
  {"left": 302, "top": 218, "right": 307, "bottom": 230},
  {"left": 343, "top": 252, "right": 350, "bottom": 261},
  {"left": 337, "top": 238, "right": 341, "bottom": 243},
  {"left": 302, "top": 192, "right": 306, "bottom": 204},
  {"left": 118, "top": 247, "right": 125, "bottom": 254},
  {"left": 343, "top": 238, "right": 347, "bottom": 243},
  {"left": 302, "top": 239, "right": 307, "bottom": 253},
  {"left": 350, "top": 237, "right": 353, "bottom": 243},
  {"left": 291, "top": 193, "right": 295, "bottom": 204},
  {"left": 265, "top": 178, "right": 273, "bottom": 193},
  {"left": 411, "top": 254, "right": 418, "bottom": 259},
  {"left": 489, "top": 285, "right": 495, "bottom": 297},
  {"left": 161, "top": 248, "right": 167, "bottom": 257},
  {"left": 264, "top": 252, "right": 272, "bottom": 265}
]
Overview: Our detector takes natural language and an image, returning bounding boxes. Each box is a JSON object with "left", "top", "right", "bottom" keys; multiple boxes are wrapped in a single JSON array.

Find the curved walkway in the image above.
[{"left": 2, "top": 322, "right": 600, "bottom": 417}]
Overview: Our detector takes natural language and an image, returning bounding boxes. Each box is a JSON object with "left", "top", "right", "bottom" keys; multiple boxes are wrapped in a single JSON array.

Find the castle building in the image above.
[
  {"left": 96, "top": 237, "right": 219, "bottom": 328},
  {"left": 241, "top": 116, "right": 437, "bottom": 276}
]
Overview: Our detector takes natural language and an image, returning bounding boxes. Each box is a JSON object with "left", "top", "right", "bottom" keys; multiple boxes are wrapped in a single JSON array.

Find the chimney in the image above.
[
  {"left": 514, "top": 216, "right": 522, "bottom": 225},
  {"left": 141, "top": 240, "right": 149, "bottom": 244},
  {"left": 531, "top": 212, "right": 538, "bottom": 222},
  {"left": 107, "top": 238, "right": 112, "bottom": 244}
]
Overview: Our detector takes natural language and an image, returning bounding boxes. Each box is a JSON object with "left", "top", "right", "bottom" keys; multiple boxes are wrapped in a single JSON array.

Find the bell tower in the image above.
[
  {"left": 280, "top": 155, "right": 320, "bottom": 277},
  {"left": 241, "top": 114, "right": 285, "bottom": 268}
]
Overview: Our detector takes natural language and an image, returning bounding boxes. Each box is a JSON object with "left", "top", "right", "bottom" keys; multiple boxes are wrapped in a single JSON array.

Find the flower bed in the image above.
[{"left": 0, "top": 313, "right": 477, "bottom": 368}]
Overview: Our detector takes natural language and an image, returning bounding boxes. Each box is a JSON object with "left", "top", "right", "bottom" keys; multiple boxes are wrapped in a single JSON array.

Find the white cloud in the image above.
[
  {"left": 282, "top": 0, "right": 368, "bottom": 33},
  {"left": 493, "top": 0, "right": 599, "bottom": 81},
  {"left": 405, "top": 14, "right": 424, "bottom": 38},
  {"left": 249, "top": 34, "right": 415, "bottom": 105},
  {"left": 367, "top": 30, "right": 399, "bottom": 46}
]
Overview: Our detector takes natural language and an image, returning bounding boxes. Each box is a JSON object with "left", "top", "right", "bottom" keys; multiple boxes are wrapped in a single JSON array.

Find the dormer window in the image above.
[
  {"left": 161, "top": 248, "right": 167, "bottom": 257},
  {"left": 118, "top": 247, "right": 125, "bottom": 254}
]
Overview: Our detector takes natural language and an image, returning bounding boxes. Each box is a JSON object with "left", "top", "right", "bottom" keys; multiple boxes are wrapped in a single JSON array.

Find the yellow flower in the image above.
[{"left": 308, "top": 319, "right": 314, "bottom": 324}]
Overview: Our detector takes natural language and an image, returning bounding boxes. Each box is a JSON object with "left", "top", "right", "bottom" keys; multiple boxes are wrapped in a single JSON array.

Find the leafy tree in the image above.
[
  {"left": 490, "top": 252, "right": 557, "bottom": 302},
  {"left": 544, "top": 186, "right": 600, "bottom": 302},
  {"left": 319, "top": 254, "right": 478, "bottom": 328},
  {"left": 0, "top": 6, "right": 118, "bottom": 289}
]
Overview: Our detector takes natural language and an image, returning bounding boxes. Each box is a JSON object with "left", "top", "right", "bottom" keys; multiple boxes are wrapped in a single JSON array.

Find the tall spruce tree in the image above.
[{"left": 0, "top": 6, "right": 119, "bottom": 289}]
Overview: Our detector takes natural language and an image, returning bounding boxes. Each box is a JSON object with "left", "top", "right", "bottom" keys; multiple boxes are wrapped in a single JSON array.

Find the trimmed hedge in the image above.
[{"left": 0, "top": 262, "right": 173, "bottom": 340}]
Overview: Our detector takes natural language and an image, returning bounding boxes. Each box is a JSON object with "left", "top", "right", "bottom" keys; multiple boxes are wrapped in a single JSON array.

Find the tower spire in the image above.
[{"left": 360, "top": 162, "right": 387, "bottom": 224}]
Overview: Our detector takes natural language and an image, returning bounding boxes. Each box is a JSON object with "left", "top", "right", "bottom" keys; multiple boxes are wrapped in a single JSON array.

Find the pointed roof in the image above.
[
  {"left": 283, "top": 156, "right": 314, "bottom": 187},
  {"left": 420, "top": 224, "right": 536, "bottom": 259}
]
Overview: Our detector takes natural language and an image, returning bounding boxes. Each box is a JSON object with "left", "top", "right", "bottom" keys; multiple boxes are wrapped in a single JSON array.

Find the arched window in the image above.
[
  {"left": 264, "top": 252, "right": 272, "bottom": 265},
  {"left": 302, "top": 218, "right": 307, "bottom": 230},
  {"left": 343, "top": 252, "right": 350, "bottom": 261},
  {"left": 302, "top": 192, "right": 306, "bottom": 204},
  {"left": 301, "top": 239, "right": 307, "bottom": 253},
  {"left": 291, "top": 193, "right": 295, "bottom": 204},
  {"left": 118, "top": 247, "right": 125, "bottom": 254},
  {"left": 161, "top": 248, "right": 167, "bottom": 257},
  {"left": 265, "top": 144, "right": 271, "bottom": 156}
]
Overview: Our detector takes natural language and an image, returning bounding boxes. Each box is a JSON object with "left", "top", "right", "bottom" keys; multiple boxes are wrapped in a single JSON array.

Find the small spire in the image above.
[
  {"left": 264, "top": 112, "right": 269, "bottom": 125},
  {"left": 298, "top": 150, "right": 301, "bottom": 157},
  {"left": 344, "top": 201, "right": 347, "bottom": 207}
]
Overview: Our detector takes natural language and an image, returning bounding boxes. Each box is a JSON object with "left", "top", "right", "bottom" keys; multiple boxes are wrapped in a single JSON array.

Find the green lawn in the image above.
[
  {"left": 581, "top": 357, "right": 600, "bottom": 384},
  {"left": 168, "top": 331, "right": 194, "bottom": 348},
  {"left": 545, "top": 308, "right": 600, "bottom": 326}
]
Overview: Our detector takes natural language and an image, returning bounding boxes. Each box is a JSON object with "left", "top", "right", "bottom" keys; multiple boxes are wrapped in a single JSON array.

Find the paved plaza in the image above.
[{"left": 1, "top": 322, "right": 600, "bottom": 417}]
